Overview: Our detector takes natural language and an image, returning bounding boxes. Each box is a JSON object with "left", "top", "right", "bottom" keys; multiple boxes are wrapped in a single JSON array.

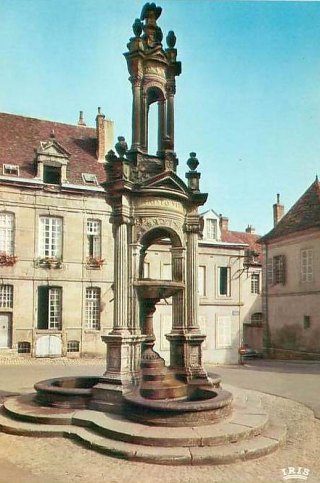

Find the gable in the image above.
[{"left": 140, "top": 172, "right": 190, "bottom": 197}]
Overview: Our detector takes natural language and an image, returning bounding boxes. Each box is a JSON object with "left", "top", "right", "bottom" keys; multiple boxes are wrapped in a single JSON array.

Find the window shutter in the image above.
[{"left": 38, "top": 286, "right": 49, "bottom": 329}]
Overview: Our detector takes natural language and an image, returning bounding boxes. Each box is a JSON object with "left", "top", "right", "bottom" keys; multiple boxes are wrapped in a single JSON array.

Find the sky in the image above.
[{"left": 1, "top": 0, "right": 320, "bottom": 235}]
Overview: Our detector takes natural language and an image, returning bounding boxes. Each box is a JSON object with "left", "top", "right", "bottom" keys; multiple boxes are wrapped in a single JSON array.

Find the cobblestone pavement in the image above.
[{"left": 0, "top": 358, "right": 319, "bottom": 483}]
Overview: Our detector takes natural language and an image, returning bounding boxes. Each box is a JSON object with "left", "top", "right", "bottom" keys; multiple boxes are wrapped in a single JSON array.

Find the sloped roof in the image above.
[
  {"left": 260, "top": 178, "right": 320, "bottom": 243},
  {"left": 0, "top": 112, "right": 106, "bottom": 186},
  {"left": 221, "top": 229, "right": 262, "bottom": 263}
]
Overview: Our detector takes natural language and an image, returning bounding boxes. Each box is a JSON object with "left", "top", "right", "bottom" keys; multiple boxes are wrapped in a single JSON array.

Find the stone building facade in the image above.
[
  {"left": 0, "top": 111, "right": 115, "bottom": 358},
  {"left": 259, "top": 180, "right": 320, "bottom": 359}
]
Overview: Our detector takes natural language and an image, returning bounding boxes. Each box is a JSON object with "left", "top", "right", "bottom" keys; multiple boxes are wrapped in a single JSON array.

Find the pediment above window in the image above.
[
  {"left": 36, "top": 139, "right": 70, "bottom": 166},
  {"left": 35, "top": 137, "right": 70, "bottom": 184}
]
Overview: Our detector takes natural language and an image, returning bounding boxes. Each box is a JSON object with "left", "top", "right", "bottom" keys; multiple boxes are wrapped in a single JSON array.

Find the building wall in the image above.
[
  {"left": 264, "top": 230, "right": 320, "bottom": 357},
  {"left": 0, "top": 184, "right": 114, "bottom": 357},
  {"left": 148, "top": 241, "right": 262, "bottom": 364}
]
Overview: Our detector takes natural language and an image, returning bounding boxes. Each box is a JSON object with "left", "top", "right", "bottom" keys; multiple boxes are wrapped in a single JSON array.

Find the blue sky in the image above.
[{"left": 1, "top": 0, "right": 320, "bottom": 235}]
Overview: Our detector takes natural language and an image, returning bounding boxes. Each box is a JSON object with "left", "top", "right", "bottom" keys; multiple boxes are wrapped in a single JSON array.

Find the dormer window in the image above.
[
  {"left": 43, "top": 165, "right": 61, "bottom": 184},
  {"left": 82, "top": 173, "right": 98, "bottom": 185},
  {"left": 35, "top": 136, "right": 70, "bottom": 185},
  {"left": 205, "top": 218, "right": 217, "bottom": 240},
  {"left": 3, "top": 164, "right": 19, "bottom": 176}
]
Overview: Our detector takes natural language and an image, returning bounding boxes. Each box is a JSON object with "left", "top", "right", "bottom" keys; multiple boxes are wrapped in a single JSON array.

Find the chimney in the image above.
[
  {"left": 219, "top": 214, "right": 229, "bottom": 231},
  {"left": 96, "top": 107, "right": 114, "bottom": 162},
  {"left": 78, "top": 110, "right": 86, "bottom": 126},
  {"left": 273, "top": 193, "right": 284, "bottom": 227},
  {"left": 245, "top": 224, "right": 255, "bottom": 234}
]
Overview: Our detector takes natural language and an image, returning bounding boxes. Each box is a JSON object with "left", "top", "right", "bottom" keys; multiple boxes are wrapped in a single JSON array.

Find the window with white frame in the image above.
[
  {"left": 198, "top": 266, "right": 206, "bottom": 296},
  {"left": 205, "top": 218, "right": 217, "bottom": 240},
  {"left": 87, "top": 219, "right": 101, "bottom": 259},
  {"left": 85, "top": 287, "right": 101, "bottom": 330},
  {"left": 0, "top": 285, "right": 13, "bottom": 308},
  {"left": 0, "top": 212, "right": 15, "bottom": 255},
  {"left": 301, "top": 249, "right": 313, "bottom": 283},
  {"left": 268, "top": 255, "right": 286, "bottom": 286},
  {"left": 82, "top": 173, "right": 98, "bottom": 185},
  {"left": 39, "top": 217, "right": 62, "bottom": 258},
  {"left": 251, "top": 273, "right": 260, "bottom": 294},
  {"left": 67, "top": 340, "right": 80, "bottom": 352},
  {"left": 3, "top": 164, "right": 19, "bottom": 176},
  {"left": 37, "top": 286, "right": 62, "bottom": 330},
  {"left": 216, "top": 316, "right": 232, "bottom": 348},
  {"left": 218, "top": 267, "right": 231, "bottom": 296}
]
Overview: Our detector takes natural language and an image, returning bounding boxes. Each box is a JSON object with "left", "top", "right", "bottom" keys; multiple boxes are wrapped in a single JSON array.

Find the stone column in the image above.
[
  {"left": 131, "top": 77, "right": 142, "bottom": 150},
  {"left": 166, "top": 83, "right": 175, "bottom": 147},
  {"left": 113, "top": 221, "right": 129, "bottom": 333},
  {"left": 128, "top": 242, "right": 141, "bottom": 334},
  {"left": 158, "top": 99, "right": 166, "bottom": 153},
  {"left": 171, "top": 247, "right": 186, "bottom": 332},
  {"left": 141, "top": 93, "right": 148, "bottom": 152},
  {"left": 186, "top": 226, "right": 200, "bottom": 331}
]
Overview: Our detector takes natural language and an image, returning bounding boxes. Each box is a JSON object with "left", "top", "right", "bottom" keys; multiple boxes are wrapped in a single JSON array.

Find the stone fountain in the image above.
[{"left": 0, "top": 3, "right": 286, "bottom": 464}]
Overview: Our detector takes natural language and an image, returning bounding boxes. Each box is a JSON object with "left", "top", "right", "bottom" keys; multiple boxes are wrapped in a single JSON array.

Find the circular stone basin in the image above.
[
  {"left": 34, "top": 376, "right": 100, "bottom": 409},
  {"left": 124, "top": 386, "right": 233, "bottom": 427}
]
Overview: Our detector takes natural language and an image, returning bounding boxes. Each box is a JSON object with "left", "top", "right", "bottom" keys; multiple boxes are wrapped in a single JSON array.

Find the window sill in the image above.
[{"left": 35, "top": 258, "right": 63, "bottom": 269}]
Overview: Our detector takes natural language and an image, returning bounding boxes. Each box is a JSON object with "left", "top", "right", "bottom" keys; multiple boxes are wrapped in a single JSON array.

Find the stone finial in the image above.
[
  {"left": 140, "top": 3, "right": 162, "bottom": 23},
  {"left": 187, "top": 152, "right": 199, "bottom": 171},
  {"left": 115, "top": 136, "right": 128, "bottom": 157},
  {"left": 166, "top": 31, "right": 176, "bottom": 48},
  {"left": 105, "top": 149, "right": 117, "bottom": 163},
  {"left": 132, "top": 18, "right": 143, "bottom": 37}
]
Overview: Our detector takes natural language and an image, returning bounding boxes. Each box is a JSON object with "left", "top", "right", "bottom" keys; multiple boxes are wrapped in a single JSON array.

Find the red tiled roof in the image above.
[
  {"left": 0, "top": 112, "right": 106, "bottom": 185},
  {"left": 260, "top": 178, "right": 320, "bottom": 243},
  {"left": 221, "top": 229, "right": 262, "bottom": 263}
]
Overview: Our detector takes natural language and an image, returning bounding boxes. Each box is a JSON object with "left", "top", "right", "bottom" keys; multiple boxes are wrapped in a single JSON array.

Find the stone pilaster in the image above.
[
  {"left": 185, "top": 218, "right": 200, "bottom": 331},
  {"left": 171, "top": 247, "right": 186, "bottom": 332}
]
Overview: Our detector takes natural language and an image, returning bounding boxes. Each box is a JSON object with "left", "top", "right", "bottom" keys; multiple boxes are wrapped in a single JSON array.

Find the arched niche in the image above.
[
  {"left": 143, "top": 85, "right": 166, "bottom": 154},
  {"left": 138, "top": 226, "right": 183, "bottom": 281}
]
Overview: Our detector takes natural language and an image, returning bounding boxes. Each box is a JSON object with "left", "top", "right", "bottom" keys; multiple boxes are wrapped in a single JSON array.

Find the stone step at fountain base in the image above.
[
  {"left": 0, "top": 389, "right": 286, "bottom": 465},
  {"left": 0, "top": 404, "right": 286, "bottom": 465}
]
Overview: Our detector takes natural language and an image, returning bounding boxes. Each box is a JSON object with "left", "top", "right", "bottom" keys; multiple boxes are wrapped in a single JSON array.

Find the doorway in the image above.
[{"left": 0, "top": 312, "right": 12, "bottom": 348}]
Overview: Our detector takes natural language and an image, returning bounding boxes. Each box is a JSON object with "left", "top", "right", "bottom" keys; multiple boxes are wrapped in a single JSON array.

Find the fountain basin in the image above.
[
  {"left": 134, "top": 280, "right": 184, "bottom": 300},
  {"left": 34, "top": 376, "right": 100, "bottom": 409},
  {"left": 124, "top": 386, "right": 233, "bottom": 426}
]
